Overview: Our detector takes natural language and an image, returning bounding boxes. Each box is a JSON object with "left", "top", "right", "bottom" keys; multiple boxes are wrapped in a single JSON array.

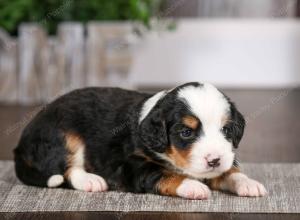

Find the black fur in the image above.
[
  {"left": 14, "top": 87, "right": 152, "bottom": 190},
  {"left": 229, "top": 102, "right": 246, "bottom": 148},
  {"left": 139, "top": 108, "right": 169, "bottom": 153},
  {"left": 221, "top": 94, "right": 246, "bottom": 148}
]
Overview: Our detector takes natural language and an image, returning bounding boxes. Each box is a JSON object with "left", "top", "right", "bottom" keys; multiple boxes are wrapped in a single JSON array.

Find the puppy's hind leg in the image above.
[
  {"left": 64, "top": 132, "right": 108, "bottom": 192},
  {"left": 14, "top": 141, "right": 66, "bottom": 188}
]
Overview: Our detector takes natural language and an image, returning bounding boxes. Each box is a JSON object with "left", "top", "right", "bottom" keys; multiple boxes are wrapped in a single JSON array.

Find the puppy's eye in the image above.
[{"left": 180, "top": 128, "right": 193, "bottom": 138}]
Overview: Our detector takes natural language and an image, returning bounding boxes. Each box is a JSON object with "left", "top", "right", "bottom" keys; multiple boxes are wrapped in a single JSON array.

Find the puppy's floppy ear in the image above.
[
  {"left": 230, "top": 103, "right": 246, "bottom": 148},
  {"left": 139, "top": 108, "right": 168, "bottom": 153}
]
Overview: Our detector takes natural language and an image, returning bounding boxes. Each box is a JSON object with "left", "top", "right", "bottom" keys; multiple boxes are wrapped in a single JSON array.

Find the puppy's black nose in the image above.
[{"left": 207, "top": 158, "right": 220, "bottom": 168}]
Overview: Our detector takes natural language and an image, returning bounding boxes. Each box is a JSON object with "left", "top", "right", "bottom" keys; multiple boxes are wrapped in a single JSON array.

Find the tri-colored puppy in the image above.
[{"left": 14, "top": 82, "right": 267, "bottom": 199}]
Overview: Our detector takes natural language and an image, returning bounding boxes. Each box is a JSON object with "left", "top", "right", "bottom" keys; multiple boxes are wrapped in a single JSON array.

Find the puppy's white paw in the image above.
[
  {"left": 230, "top": 173, "right": 267, "bottom": 197},
  {"left": 176, "top": 178, "right": 211, "bottom": 200},
  {"left": 69, "top": 169, "right": 108, "bottom": 192}
]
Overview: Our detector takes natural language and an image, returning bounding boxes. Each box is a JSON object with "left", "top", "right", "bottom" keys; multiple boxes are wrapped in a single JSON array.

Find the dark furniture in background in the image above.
[{"left": 1, "top": 89, "right": 299, "bottom": 162}]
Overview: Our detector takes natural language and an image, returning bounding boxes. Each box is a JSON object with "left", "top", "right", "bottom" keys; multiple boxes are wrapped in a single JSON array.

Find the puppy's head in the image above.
[{"left": 138, "top": 82, "right": 245, "bottom": 179}]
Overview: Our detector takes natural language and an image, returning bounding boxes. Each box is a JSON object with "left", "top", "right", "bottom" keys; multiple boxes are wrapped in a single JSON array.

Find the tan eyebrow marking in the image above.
[{"left": 182, "top": 115, "right": 199, "bottom": 130}]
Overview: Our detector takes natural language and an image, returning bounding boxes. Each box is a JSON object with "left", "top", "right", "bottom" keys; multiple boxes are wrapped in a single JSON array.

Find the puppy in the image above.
[{"left": 14, "top": 82, "right": 267, "bottom": 199}]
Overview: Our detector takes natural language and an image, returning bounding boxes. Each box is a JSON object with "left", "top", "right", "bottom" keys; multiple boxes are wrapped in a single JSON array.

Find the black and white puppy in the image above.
[{"left": 14, "top": 82, "right": 267, "bottom": 199}]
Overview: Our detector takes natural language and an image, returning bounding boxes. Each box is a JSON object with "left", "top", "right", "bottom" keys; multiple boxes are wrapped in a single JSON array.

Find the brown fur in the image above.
[
  {"left": 166, "top": 145, "right": 191, "bottom": 168},
  {"left": 182, "top": 115, "right": 199, "bottom": 130},
  {"left": 157, "top": 172, "right": 187, "bottom": 196},
  {"left": 24, "top": 158, "right": 33, "bottom": 168},
  {"left": 64, "top": 132, "right": 85, "bottom": 178},
  {"left": 208, "top": 166, "right": 240, "bottom": 190},
  {"left": 65, "top": 132, "right": 83, "bottom": 153},
  {"left": 221, "top": 114, "right": 235, "bottom": 127}
]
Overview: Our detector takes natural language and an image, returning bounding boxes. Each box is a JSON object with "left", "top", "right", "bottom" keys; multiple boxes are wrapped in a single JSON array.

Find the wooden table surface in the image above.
[{"left": 0, "top": 89, "right": 299, "bottom": 219}]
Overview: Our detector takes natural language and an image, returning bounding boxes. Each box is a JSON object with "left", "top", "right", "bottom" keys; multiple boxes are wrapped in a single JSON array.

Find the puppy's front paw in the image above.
[
  {"left": 176, "top": 179, "right": 211, "bottom": 200},
  {"left": 230, "top": 173, "right": 267, "bottom": 197}
]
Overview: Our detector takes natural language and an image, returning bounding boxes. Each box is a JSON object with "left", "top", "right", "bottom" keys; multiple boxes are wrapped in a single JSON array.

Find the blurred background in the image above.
[{"left": 0, "top": 0, "right": 299, "bottom": 162}]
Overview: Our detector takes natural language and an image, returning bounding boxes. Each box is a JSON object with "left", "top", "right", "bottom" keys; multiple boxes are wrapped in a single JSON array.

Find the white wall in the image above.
[{"left": 128, "top": 19, "right": 300, "bottom": 88}]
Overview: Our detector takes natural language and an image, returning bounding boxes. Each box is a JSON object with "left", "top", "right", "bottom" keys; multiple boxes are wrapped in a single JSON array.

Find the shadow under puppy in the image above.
[{"left": 14, "top": 82, "right": 267, "bottom": 199}]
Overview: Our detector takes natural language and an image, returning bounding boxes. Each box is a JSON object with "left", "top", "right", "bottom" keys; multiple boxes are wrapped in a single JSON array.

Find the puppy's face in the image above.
[{"left": 139, "top": 82, "right": 245, "bottom": 179}]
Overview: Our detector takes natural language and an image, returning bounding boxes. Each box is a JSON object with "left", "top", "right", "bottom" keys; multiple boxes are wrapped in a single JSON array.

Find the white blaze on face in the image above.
[{"left": 178, "top": 83, "right": 234, "bottom": 179}]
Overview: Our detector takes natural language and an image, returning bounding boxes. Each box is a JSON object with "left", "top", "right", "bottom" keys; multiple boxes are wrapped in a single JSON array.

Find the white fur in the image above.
[
  {"left": 176, "top": 178, "right": 211, "bottom": 199},
  {"left": 225, "top": 173, "right": 267, "bottom": 197},
  {"left": 139, "top": 90, "right": 167, "bottom": 123},
  {"left": 47, "top": 174, "right": 64, "bottom": 187},
  {"left": 67, "top": 143, "right": 108, "bottom": 192},
  {"left": 69, "top": 168, "right": 108, "bottom": 192},
  {"left": 72, "top": 146, "right": 85, "bottom": 168},
  {"left": 177, "top": 83, "right": 234, "bottom": 179}
]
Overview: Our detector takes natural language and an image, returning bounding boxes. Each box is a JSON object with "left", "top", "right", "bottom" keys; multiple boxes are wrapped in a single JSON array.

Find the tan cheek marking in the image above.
[
  {"left": 64, "top": 132, "right": 85, "bottom": 178},
  {"left": 182, "top": 115, "right": 199, "bottom": 129},
  {"left": 208, "top": 166, "right": 240, "bottom": 190},
  {"left": 157, "top": 172, "right": 187, "bottom": 196},
  {"left": 166, "top": 145, "right": 191, "bottom": 168}
]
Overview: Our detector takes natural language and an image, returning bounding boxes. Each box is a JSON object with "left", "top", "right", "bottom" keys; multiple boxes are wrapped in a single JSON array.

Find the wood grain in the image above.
[
  {"left": 57, "top": 23, "right": 85, "bottom": 91},
  {"left": 0, "top": 212, "right": 299, "bottom": 220},
  {"left": 86, "top": 22, "right": 106, "bottom": 87},
  {"left": 0, "top": 22, "right": 135, "bottom": 104},
  {"left": 0, "top": 29, "right": 17, "bottom": 103},
  {"left": 18, "top": 24, "right": 47, "bottom": 104}
]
